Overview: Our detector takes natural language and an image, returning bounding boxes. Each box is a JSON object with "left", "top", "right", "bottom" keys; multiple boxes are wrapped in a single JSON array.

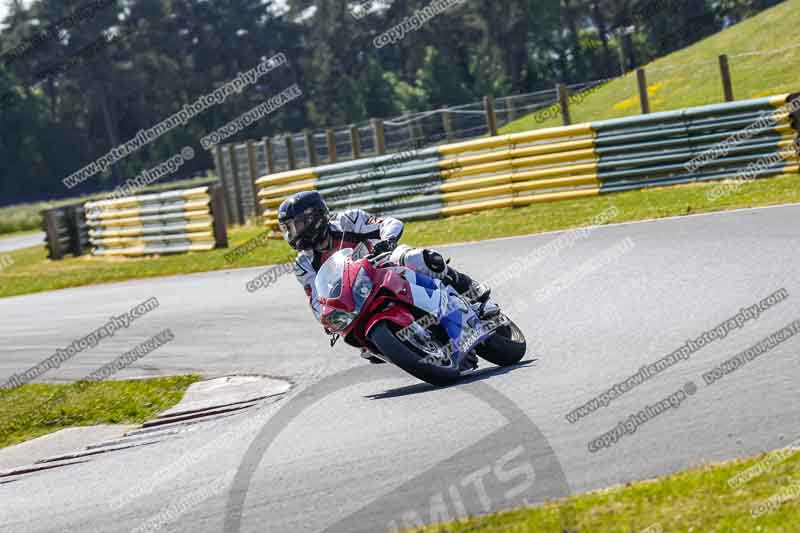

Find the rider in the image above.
[{"left": 277, "top": 191, "right": 497, "bottom": 358}]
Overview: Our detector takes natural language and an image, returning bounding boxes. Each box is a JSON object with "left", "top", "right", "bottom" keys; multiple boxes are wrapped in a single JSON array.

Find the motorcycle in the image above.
[{"left": 315, "top": 242, "right": 527, "bottom": 386}]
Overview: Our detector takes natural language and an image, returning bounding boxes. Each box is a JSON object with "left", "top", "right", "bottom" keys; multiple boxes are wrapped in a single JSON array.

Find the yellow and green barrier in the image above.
[
  {"left": 84, "top": 185, "right": 228, "bottom": 256},
  {"left": 594, "top": 94, "right": 799, "bottom": 192},
  {"left": 255, "top": 94, "right": 799, "bottom": 234}
]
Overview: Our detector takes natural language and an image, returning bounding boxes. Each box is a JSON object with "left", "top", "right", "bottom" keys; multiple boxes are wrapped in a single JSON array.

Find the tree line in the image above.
[{"left": 0, "top": 0, "right": 783, "bottom": 204}]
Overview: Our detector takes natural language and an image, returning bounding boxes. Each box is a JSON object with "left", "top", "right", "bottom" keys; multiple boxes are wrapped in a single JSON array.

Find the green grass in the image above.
[
  {"left": 501, "top": 0, "right": 800, "bottom": 133},
  {"left": 0, "top": 202, "right": 55, "bottom": 236},
  {"left": 0, "top": 228, "right": 42, "bottom": 239},
  {"left": 408, "top": 448, "right": 800, "bottom": 533},
  {"left": 0, "top": 223, "right": 296, "bottom": 298},
  {"left": 0, "top": 174, "right": 218, "bottom": 236},
  {"left": 2, "top": 172, "right": 799, "bottom": 299},
  {"left": 0, "top": 375, "right": 202, "bottom": 449}
]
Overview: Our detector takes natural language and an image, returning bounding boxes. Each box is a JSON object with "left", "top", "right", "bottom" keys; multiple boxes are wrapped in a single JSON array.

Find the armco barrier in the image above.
[
  {"left": 84, "top": 185, "right": 228, "bottom": 256},
  {"left": 255, "top": 94, "right": 799, "bottom": 233},
  {"left": 42, "top": 204, "right": 90, "bottom": 260}
]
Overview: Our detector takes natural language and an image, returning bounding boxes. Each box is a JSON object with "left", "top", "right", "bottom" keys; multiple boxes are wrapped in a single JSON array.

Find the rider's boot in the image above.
[
  {"left": 444, "top": 267, "right": 500, "bottom": 318},
  {"left": 404, "top": 248, "right": 500, "bottom": 318}
]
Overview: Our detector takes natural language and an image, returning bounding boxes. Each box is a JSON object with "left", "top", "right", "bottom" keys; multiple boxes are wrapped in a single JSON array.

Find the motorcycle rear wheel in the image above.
[{"left": 369, "top": 321, "right": 461, "bottom": 387}]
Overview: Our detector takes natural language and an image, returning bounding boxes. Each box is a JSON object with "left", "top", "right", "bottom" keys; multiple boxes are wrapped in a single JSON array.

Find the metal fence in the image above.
[
  {"left": 254, "top": 94, "right": 799, "bottom": 232},
  {"left": 212, "top": 85, "right": 589, "bottom": 223}
]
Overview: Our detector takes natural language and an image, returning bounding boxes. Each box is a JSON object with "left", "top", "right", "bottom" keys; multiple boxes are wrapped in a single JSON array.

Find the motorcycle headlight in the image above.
[
  {"left": 352, "top": 267, "right": 373, "bottom": 314},
  {"left": 325, "top": 309, "right": 357, "bottom": 332}
]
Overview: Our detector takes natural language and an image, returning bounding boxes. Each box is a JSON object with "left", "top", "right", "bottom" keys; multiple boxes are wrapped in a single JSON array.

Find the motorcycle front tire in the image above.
[
  {"left": 369, "top": 321, "right": 461, "bottom": 387},
  {"left": 475, "top": 314, "right": 527, "bottom": 367}
]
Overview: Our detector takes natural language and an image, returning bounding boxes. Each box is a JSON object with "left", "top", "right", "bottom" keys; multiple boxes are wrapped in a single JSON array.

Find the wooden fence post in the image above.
[
  {"left": 215, "top": 145, "right": 235, "bottom": 226},
  {"left": 719, "top": 54, "right": 735, "bottom": 102},
  {"left": 413, "top": 115, "right": 426, "bottom": 148},
  {"left": 372, "top": 118, "right": 386, "bottom": 155},
  {"left": 209, "top": 184, "right": 229, "bottom": 247},
  {"left": 636, "top": 68, "right": 650, "bottom": 114},
  {"left": 263, "top": 137, "right": 275, "bottom": 175},
  {"left": 442, "top": 108, "right": 454, "bottom": 142},
  {"left": 557, "top": 84, "right": 572, "bottom": 126},
  {"left": 405, "top": 114, "right": 415, "bottom": 148},
  {"left": 285, "top": 136, "right": 297, "bottom": 170},
  {"left": 246, "top": 140, "right": 260, "bottom": 220},
  {"left": 326, "top": 129, "right": 337, "bottom": 163},
  {"left": 304, "top": 130, "right": 318, "bottom": 167},
  {"left": 484, "top": 96, "right": 498, "bottom": 136},
  {"left": 228, "top": 144, "right": 245, "bottom": 226},
  {"left": 350, "top": 125, "right": 362, "bottom": 159}
]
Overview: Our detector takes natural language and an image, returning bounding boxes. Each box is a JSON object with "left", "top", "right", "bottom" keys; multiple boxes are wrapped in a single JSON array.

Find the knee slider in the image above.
[{"left": 422, "top": 249, "right": 447, "bottom": 274}]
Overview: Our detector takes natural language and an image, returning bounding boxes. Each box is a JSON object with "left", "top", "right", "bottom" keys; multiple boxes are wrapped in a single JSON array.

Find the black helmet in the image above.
[{"left": 277, "top": 191, "right": 330, "bottom": 250}]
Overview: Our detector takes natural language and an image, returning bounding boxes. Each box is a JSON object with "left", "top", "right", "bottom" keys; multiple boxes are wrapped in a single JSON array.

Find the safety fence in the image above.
[
  {"left": 84, "top": 185, "right": 228, "bottom": 256},
  {"left": 42, "top": 203, "right": 90, "bottom": 260},
  {"left": 255, "top": 94, "right": 799, "bottom": 232},
  {"left": 212, "top": 82, "right": 608, "bottom": 225}
]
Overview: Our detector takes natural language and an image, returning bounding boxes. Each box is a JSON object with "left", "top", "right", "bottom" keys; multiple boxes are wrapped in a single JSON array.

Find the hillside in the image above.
[{"left": 502, "top": 0, "right": 800, "bottom": 133}]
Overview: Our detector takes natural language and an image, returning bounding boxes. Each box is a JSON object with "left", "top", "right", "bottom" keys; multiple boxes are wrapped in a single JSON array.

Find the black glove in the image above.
[{"left": 371, "top": 237, "right": 398, "bottom": 255}]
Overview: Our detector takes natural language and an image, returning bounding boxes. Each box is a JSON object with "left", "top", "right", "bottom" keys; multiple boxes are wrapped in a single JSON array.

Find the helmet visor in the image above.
[
  {"left": 279, "top": 208, "right": 329, "bottom": 249},
  {"left": 279, "top": 215, "right": 307, "bottom": 245}
]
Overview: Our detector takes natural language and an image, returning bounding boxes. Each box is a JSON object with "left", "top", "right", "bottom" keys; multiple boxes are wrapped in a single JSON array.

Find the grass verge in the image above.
[
  {"left": 0, "top": 375, "right": 202, "bottom": 449},
  {"left": 1, "top": 174, "right": 799, "bottom": 299},
  {"left": 0, "top": 224, "right": 297, "bottom": 299},
  {"left": 407, "top": 446, "right": 800, "bottom": 532}
]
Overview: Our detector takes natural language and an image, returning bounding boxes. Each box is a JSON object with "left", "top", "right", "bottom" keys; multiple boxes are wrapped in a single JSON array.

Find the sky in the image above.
[
  {"left": 0, "top": 4, "right": 10, "bottom": 27},
  {"left": 0, "top": 0, "right": 32, "bottom": 30}
]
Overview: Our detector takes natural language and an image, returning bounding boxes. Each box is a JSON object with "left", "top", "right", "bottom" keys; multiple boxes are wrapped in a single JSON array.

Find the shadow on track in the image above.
[
  {"left": 365, "top": 359, "right": 538, "bottom": 400},
  {"left": 224, "top": 360, "right": 571, "bottom": 533}
]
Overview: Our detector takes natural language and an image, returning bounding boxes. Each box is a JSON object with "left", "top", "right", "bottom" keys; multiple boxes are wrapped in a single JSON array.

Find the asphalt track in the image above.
[{"left": 2, "top": 204, "right": 800, "bottom": 532}]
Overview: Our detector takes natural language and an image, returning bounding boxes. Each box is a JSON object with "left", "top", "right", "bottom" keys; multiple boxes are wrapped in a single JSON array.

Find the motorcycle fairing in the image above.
[
  {"left": 396, "top": 268, "right": 494, "bottom": 365},
  {"left": 438, "top": 285, "right": 493, "bottom": 363},
  {"left": 401, "top": 269, "right": 447, "bottom": 316}
]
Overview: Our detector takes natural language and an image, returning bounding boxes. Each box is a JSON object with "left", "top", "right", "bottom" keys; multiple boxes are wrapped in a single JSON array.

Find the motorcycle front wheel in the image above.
[
  {"left": 475, "top": 314, "right": 527, "bottom": 366},
  {"left": 369, "top": 321, "right": 461, "bottom": 387}
]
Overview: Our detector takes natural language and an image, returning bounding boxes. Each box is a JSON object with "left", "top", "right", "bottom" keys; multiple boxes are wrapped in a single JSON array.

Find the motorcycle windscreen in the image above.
[{"left": 315, "top": 248, "right": 353, "bottom": 299}]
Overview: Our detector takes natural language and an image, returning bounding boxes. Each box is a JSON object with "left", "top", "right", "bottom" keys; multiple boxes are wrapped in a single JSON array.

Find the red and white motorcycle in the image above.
[{"left": 316, "top": 242, "right": 526, "bottom": 386}]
